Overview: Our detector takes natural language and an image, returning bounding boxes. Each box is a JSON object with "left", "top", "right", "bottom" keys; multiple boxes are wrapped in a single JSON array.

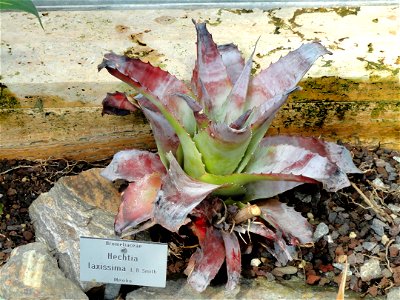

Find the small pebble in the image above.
[
  {"left": 331, "top": 231, "right": 339, "bottom": 240},
  {"left": 306, "top": 274, "right": 321, "bottom": 285},
  {"left": 388, "top": 204, "right": 400, "bottom": 213},
  {"left": 6, "top": 188, "right": 17, "bottom": 197},
  {"left": 393, "top": 156, "right": 400, "bottom": 163},
  {"left": 22, "top": 231, "right": 33, "bottom": 241},
  {"left": 313, "top": 222, "right": 329, "bottom": 242},
  {"left": 382, "top": 268, "right": 393, "bottom": 278},
  {"left": 7, "top": 225, "right": 22, "bottom": 231},
  {"left": 389, "top": 245, "right": 400, "bottom": 257},
  {"left": 338, "top": 223, "right": 350, "bottom": 236},
  {"left": 375, "top": 158, "right": 386, "bottom": 168},
  {"left": 362, "top": 241, "right": 377, "bottom": 251},
  {"left": 381, "top": 234, "right": 389, "bottom": 245},
  {"left": 364, "top": 214, "right": 373, "bottom": 221},
  {"left": 372, "top": 245, "right": 381, "bottom": 254},
  {"left": 324, "top": 234, "right": 334, "bottom": 244},
  {"left": 272, "top": 266, "right": 298, "bottom": 276},
  {"left": 372, "top": 178, "right": 387, "bottom": 189},
  {"left": 349, "top": 231, "right": 357, "bottom": 239},
  {"left": 307, "top": 212, "right": 314, "bottom": 220},
  {"left": 360, "top": 259, "right": 382, "bottom": 281},
  {"left": 250, "top": 258, "right": 262, "bottom": 267},
  {"left": 371, "top": 218, "right": 387, "bottom": 236},
  {"left": 328, "top": 212, "right": 337, "bottom": 223}
]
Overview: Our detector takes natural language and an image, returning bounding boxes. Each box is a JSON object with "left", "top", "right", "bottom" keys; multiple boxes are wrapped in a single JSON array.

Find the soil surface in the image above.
[{"left": 1, "top": 144, "right": 399, "bottom": 299}]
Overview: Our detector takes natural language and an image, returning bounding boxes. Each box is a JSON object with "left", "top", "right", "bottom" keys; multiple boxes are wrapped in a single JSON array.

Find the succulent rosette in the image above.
[{"left": 99, "top": 21, "right": 360, "bottom": 292}]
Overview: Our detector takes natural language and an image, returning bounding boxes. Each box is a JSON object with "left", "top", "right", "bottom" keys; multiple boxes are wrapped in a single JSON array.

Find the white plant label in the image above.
[{"left": 80, "top": 236, "right": 167, "bottom": 287}]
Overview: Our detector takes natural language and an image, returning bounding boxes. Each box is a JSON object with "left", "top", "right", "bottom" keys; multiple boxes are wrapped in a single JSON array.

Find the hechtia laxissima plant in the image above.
[{"left": 99, "top": 20, "right": 360, "bottom": 292}]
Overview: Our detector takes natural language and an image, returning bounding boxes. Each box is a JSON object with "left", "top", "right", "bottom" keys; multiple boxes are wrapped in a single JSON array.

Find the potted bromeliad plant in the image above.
[{"left": 99, "top": 20, "right": 360, "bottom": 292}]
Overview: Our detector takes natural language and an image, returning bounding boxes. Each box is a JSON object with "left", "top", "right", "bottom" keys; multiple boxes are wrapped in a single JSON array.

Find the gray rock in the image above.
[
  {"left": 29, "top": 168, "right": 122, "bottom": 291},
  {"left": 360, "top": 259, "right": 382, "bottom": 281},
  {"left": 335, "top": 215, "right": 345, "bottom": 225},
  {"left": 385, "top": 162, "right": 395, "bottom": 173},
  {"left": 104, "top": 283, "right": 121, "bottom": 300},
  {"left": 328, "top": 212, "right": 337, "bottom": 223},
  {"left": 362, "top": 241, "right": 377, "bottom": 251},
  {"left": 338, "top": 223, "right": 350, "bottom": 236},
  {"left": 331, "top": 230, "right": 339, "bottom": 240},
  {"left": 388, "top": 204, "right": 400, "bottom": 213},
  {"left": 371, "top": 218, "right": 387, "bottom": 236},
  {"left": 313, "top": 222, "right": 329, "bottom": 242},
  {"left": 387, "top": 286, "right": 400, "bottom": 300},
  {"left": 375, "top": 159, "right": 386, "bottom": 168},
  {"left": 381, "top": 268, "right": 393, "bottom": 278},
  {"left": 364, "top": 214, "right": 373, "bottom": 221},
  {"left": 0, "top": 242, "right": 87, "bottom": 299},
  {"left": 126, "top": 277, "right": 373, "bottom": 300}
]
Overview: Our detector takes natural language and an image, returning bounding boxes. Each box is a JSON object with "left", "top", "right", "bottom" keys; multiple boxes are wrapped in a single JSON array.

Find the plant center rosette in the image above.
[{"left": 98, "top": 20, "right": 361, "bottom": 292}]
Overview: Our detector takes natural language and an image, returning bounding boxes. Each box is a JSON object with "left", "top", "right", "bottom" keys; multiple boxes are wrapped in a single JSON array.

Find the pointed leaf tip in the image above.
[
  {"left": 248, "top": 42, "right": 331, "bottom": 108},
  {"left": 194, "top": 21, "right": 232, "bottom": 122}
]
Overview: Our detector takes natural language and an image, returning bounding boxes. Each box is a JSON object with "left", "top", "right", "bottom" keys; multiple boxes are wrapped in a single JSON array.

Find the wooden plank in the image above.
[{"left": 1, "top": 77, "right": 398, "bottom": 161}]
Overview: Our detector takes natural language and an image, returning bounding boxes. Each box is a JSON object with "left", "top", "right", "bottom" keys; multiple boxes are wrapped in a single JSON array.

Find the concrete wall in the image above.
[{"left": 0, "top": 5, "right": 399, "bottom": 160}]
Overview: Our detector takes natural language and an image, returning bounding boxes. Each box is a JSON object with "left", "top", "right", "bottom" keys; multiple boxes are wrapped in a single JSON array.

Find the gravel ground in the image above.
[{"left": 0, "top": 144, "right": 399, "bottom": 298}]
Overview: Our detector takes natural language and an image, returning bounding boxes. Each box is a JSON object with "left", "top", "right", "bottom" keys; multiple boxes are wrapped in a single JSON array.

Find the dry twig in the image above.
[
  {"left": 350, "top": 182, "right": 393, "bottom": 224},
  {"left": 385, "top": 239, "right": 395, "bottom": 273},
  {"left": 336, "top": 255, "right": 348, "bottom": 300}
]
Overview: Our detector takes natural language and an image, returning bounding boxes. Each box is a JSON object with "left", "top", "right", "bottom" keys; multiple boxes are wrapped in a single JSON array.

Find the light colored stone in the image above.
[
  {"left": 387, "top": 286, "right": 400, "bottom": 300},
  {"left": 371, "top": 218, "right": 387, "bottom": 236},
  {"left": 29, "top": 168, "right": 120, "bottom": 291},
  {"left": 313, "top": 222, "right": 329, "bottom": 242},
  {"left": 271, "top": 266, "right": 298, "bottom": 276},
  {"left": 0, "top": 242, "right": 87, "bottom": 299},
  {"left": 360, "top": 259, "right": 382, "bottom": 281},
  {"left": 250, "top": 258, "right": 262, "bottom": 267},
  {"left": 126, "top": 277, "right": 377, "bottom": 300}
]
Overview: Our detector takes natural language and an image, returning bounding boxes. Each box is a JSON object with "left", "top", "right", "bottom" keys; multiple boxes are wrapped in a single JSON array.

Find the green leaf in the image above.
[
  {"left": 0, "top": 0, "right": 44, "bottom": 29},
  {"left": 193, "top": 123, "right": 251, "bottom": 175},
  {"left": 140, "top": 92, "right": 206, "bottom": 179},
  {"left": 235, "top": 114, "right": 273, "bottom": 173}
]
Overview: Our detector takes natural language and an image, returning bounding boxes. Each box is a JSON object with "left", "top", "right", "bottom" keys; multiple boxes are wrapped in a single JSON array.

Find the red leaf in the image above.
[
  {"left": 222, "top": 231, "right": 241, "bottom": 291},
  {"left": 99, "top": 53, "right": 196, "bottom": 134},
  {"left": 191, "top": 217, "right": 208, "bottom": 244},
  {"left": 258, "top": 199, "right": 313, "bottom": 245},
  {"left": 186, "top": 226, "right": 226, "bottom": 292},
  {"left": 101, "top": 150, "right": 166, "bottom": 182},
  {"left": 114, "top": 172, "right": 162, "bottom": 235},
  {"left": 262, "top": 135, "right": 361, "bottom": 174},
  {"left": 218, "top": 43, "right": 245, "bottom": 85},
  {"left": 101, "top": 92, "right": 137, "bottom": 116},
  {"left": 153, "top": 154, "right": 220, "bottom": 232},
  {"left": 223, "top": 48, "right": 254, "bottom": 125},
  {"left": 248, "top": 42, "right": 331, "bottom": 108},
  {"left": 140, "top": 104, "right": 180, "bottom": 163},
  {"left": 193, "top": 21, "right": 232, "bottom": 122},
  {"left": 244, "top": 142, "right": 350, "bottom": 197},
  {"left": 236, "top": 222, "right": 294, "bottom": 265}
]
